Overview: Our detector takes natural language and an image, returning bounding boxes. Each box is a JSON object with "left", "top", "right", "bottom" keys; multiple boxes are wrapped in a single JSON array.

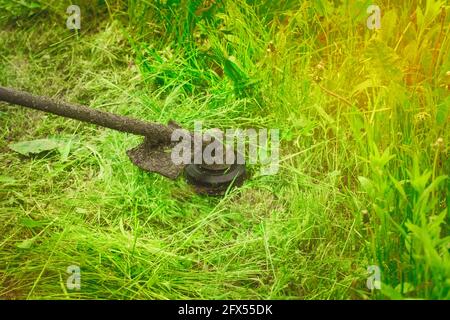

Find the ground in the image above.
[{"left": 0, "top": 0, "right": 449, "bottom": 299}]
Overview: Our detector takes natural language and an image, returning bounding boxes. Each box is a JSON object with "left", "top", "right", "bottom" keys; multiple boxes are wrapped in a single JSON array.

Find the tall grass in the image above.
[{"left": 0, "top": 0, "right": 448, "bottom": 299}]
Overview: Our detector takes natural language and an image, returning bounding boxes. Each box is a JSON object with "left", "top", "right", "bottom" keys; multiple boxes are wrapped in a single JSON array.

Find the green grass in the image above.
[{"left": 0, "top": 0, "right": 448, "bottom": 299}]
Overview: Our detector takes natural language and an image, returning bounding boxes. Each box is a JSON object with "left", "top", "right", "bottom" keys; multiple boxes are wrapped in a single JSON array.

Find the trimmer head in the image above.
[
  {"left": 185, "top": 163, "right": 246, "bottom": 195},
  {"left": 127, "top": 127, "right": 247, "bottom": 195},
  {"left": 128, "top": 140, "right": 247, "bottom": 195}
]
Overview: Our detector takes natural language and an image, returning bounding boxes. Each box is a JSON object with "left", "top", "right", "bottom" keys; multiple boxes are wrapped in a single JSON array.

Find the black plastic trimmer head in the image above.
[
  {"left": 185, "top": 163, "right": 246, "bottom": 195},
  {"left": 0, "top": 86, "right": 246, "bottom": 195}
]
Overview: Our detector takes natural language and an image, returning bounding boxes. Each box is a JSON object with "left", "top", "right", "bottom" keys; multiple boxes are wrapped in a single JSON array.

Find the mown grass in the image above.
[{"left": 0, "top": 0, "right": 448, "bottom": 299}]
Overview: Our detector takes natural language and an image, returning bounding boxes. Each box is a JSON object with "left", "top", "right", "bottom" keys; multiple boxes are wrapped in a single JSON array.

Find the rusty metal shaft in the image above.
[{"left": 0, "top": 86, "right": 174, "bottom": 144}]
